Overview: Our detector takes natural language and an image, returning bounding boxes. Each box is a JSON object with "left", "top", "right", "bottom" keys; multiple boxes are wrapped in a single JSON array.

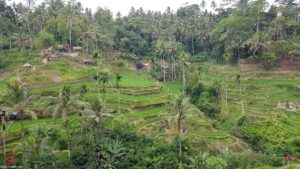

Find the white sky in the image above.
[
  {"left": 13, "top": 0, "right": 276, "bottom": 16},
  {"left": 83, "top": 0, "right": 214, "bottom": 16}
]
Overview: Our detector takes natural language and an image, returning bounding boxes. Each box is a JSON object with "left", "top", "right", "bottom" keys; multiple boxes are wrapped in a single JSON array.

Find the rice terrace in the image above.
[{"left": 0, "top": 0, "right": 300, "bottom": 168}]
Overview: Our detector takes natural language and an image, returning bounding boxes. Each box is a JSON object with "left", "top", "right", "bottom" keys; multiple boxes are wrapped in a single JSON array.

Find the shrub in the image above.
[
  {"left": 34, "top": 30, "right": 55, "bottom": 49},
  {"left": 237, "top": 115, "right": 250, "bottom": 126},
  {"left": 261, "top": 51, "right": 276, "bottom": 69},
  {"left": 71, "top": 150, "right": 89, "bottom": 167},
  {"left": 187, "top": 83, "right": 221, "bottom": 120},
  {"left": 206, "top": 156, "right": 227, "bottom": 169},
  {"left": 149, "top": 64, "right": 164, "bottom": 81},
  {"left": 191, "top": 53, "right": 207, "bottom": 62},
  {"left": 56, "top": 138, "right": 68, "bottom": 150},
  {"left": 227, "top": 152, "right": 263, "bottom": 169}
]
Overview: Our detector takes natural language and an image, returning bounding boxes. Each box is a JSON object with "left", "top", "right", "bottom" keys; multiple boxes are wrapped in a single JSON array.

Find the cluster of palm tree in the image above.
[{"left": 1, "top": 72, "right": 124, "bottom": 165}]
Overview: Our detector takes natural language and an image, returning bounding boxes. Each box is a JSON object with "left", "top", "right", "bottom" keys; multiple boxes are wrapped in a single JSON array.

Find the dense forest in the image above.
[{"left": 0, "top": 0, "right": 300, "bottom": 168}]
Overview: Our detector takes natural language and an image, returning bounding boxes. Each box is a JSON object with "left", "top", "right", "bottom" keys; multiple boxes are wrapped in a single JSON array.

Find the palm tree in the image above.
[
  {"left": 59, "top": 86, "right": 72, "bottom": 160},
  {"left": 115, "top": 73, "right": 122, "bottom": 113},
  {"left": 179, "top": 51, "right": 189, "bottom": 94},
  {"left": 287, "top": 38, "right": 300, "bottom": 62},
  {"left": 79, "top": 83, "right": 88, "bottom": 98},
  {"left": 173, "top": 95, "right": 184, "bottom": 155},
  {"left": 171, "top": 95, "right": 201, "bottom": 155},
  {"left": 102, "top": 139, "right": 125, "bottom": 169},
  {"left": 7, "top": 82, "right": 31, "bottom": 166},
  {"left": 94, "top": 71, "right": 109, "bottom": 114},
  {"left": 12, "top": 33, "right": 30, "bottom": 50},
  {"left": 42, "top": 85, "right": 76, "bottom": 159},
  {"left": 155, "top": 39, "right": 167, "bottom": 82},
  {"left": 243, "top": 32, "right": 271, "bottom": 58},
  {"left": 22, "top": 124, "right": 58, "bottom": 168},
  {"left": 77, "top": 28, "right": 97, "bottom": 53},
  {"left": 223, "top": 53, "right": 231, "bottom": 112},
  {"left": 0, "top": 110, "right": 7, "bottom": 166}
]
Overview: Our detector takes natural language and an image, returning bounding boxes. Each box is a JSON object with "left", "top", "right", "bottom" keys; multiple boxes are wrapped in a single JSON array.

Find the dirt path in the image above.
[
  {"left": 29, "top": 76, "right": 93, "bottom": 89},
  {"left": 0, "top": 72, "right": 12, "bottom": 81},
  {"left": 51, "top": 74, "right": 62, "bottom": 83}
]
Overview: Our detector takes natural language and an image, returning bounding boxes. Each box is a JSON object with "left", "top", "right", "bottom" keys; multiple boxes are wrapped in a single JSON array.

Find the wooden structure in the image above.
[
  {"left": 83, "top": 56, "right": 95, "bottom": 65},
  {"left": 49, "top": 54, "right": 59, "bottom": 60},
  {"left": 73, "top": 46, "right": 83, "bottom": 52},
  {"left": 57, "top": 45, "right": 69, "bottom": 53},
  {"left": 23, "top": 63, "right": 32, "bottom": 69}
]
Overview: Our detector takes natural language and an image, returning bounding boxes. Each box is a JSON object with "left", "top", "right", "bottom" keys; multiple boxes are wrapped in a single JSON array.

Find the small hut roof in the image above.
[
  {"left": 57, "top": 45, "right": 64, "bottom": 49},
  {"left": 49, "top": 54, "right": 58, "bottom": 58},
  {"left": 73, "top": 46, "right": 83, "bottom": 50},
  {"left": 83, "top": 56, "right": 94, "bottom": 63},
  {"left": 23, "top": 63, "right": 32, "bottom": 68}
]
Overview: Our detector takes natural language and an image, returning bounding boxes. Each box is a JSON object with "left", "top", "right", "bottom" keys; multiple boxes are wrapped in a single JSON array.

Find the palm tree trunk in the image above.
[
  {"left": 66, "top": 120, "right": 71, "bottom": 160},
  {"left": 225, "top": 65, "right": 228, "bottom": 111},
  {"left": 118, "top": 88, "right": 121, "bottom": 113},
  {"left": 171, "top": 55, "right": 174, "bottom": 82},
  {"left": 174, "top": 57, "right": 177, "bottom": 79},
  {"left": 179, "top": 134, "right": 182, "bottom": 155},
  {"left": 241, "top": 100, "right": 245, "bottom": 116},
  {"left": 20, "top": 110, "right": 25, "bottom": 166},
  {"left": 182, "top": 64, "right": 186, "bottom": 95},
  {"left": 257, "top": 9, "right": 260, "bottom": 32},
  {"left": 1, "top": 118, "right": 6, "bottom": 166},
  {"left": 163, "top": 55, "right": 166, "bottom": 82},
  {"left": 103, "top": 83, "right": 106, "bottom": 115},
  {"left": 69, "top": 31, "right": 72, "bottom": 46},
  {"left": 10, "top": 41, "right": 12, "bottom": 54},
  {"left": 191, "top": 35, "right": 195, "bottom": 56},
  {"left": 0, "top": 32, "right": 3, "bottom": 54},
  {"left": 177, "top": 114, "right": 182, "bottom": 155},
  {"left": 63, "top": 108, "right": 71, "bottom": 160}
]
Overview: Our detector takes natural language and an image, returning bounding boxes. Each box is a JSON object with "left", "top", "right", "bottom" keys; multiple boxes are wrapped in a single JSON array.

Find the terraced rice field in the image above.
[
  {"left": 6, "top": 61, "right": 299, "bottom": 155},
  {"left": 200, "top": 63, "right": 300, "bottom": 137}
]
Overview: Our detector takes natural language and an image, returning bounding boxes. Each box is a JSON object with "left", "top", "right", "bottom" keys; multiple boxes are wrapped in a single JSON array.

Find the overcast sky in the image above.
[
  {"left": 13, "top": 0, "right": 276, "bottom": 16},
  {"left": 81, "top": 0, "right": 215, "bottom": 16}
]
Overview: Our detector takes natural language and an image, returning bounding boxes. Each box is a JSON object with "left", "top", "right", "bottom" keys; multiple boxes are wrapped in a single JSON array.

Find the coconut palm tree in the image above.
[
  {"left": 115, "top": 73, "right": 122, "bottom": 113},
  {"left": 42, "top": 85, "right": 81, "bottom": 159},
  {"left": 155, "top": 39, "right": 167, "bottom": 82},
  {"left": 179, "top": 51, "right": 190, "bottom": 94},
  {"left": 102, "top": 139, "right": 125, "bottom": 169},
  {"left": 171, "top": 95, "right": 203, "bottom": 155},
  {"left": 0, "top": 110, "right": 7, "bottom": 166},
  {"left": 94, "top": 71, "right": 110, "bottom": 114},
  {"left": 77, "top": 28, "right": 97, "bottom": 53},
  {"left": 287, "top": 38, "right": 300, "bottom": 62},
  {"left": 22, "top": 123, "right": 58, "bottom": 168},
  {"left": 173, "top": 95, "right": 184, "bottom": 155},
  {"left": 6, "top": 82, "right": 31, "bottom": 166},
  {"left": 12, "top": 33, "right": 30, "bottom": 50},
  {"left": 223, "top": 53, "right": 232, "bottom": 112}
]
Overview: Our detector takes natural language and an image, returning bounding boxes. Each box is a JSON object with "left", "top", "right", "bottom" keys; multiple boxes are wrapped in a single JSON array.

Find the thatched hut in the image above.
[
  {"left": 73, "top": 46, "right": 83, "bottom": 52},
  {"left": 83, "top": 56, "right": 95, "bottom": 65},
  {"left": 23, "top": 63, "right": 32, "bottom": 69},
  {"left": 49, "top": 54, "right": 59, "bottom": 60},
  {"left": 57, "top": 45, "right": 69, "bottom": 53}
]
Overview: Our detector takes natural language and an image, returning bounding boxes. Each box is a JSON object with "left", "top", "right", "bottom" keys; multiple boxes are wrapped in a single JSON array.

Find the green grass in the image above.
[
  {"left": 6, "top": 115, "right": 79, "bottom": 133},
  {"left": 116, "top": 70, "right": 157, "bottom": 87},
  {"left": 164, "top": 82, "right": 182, "bottom": 95},
  {"left": 31, "top": 70, "right": 157, "bottom": 94},
  {"left": 126, "top": 107, "right": 166, "bottom": 119}
]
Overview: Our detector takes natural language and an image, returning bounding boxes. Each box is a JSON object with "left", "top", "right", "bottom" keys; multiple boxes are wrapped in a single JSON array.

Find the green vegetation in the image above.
[{"left": 0, "top": 0, "right": 300, "bottom": 168}]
